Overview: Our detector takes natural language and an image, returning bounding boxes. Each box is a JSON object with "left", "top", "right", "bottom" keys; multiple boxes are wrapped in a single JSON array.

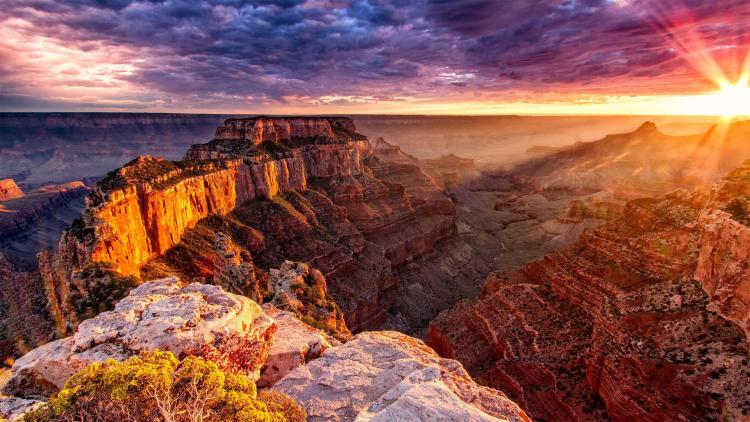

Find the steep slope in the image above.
[
  {"left": 0, "top": 180, "right": 23, "bottom": 201},
  {"left": 428, "top": 162, "right": 750, "bottom": 421},
  {"left": 515, "top": 120, "right": 750, "bottom": 198},
  {"left": 0, "top": 254, "right": 55, "bottom": 364},
  {"left": 0, "top": 182, "right": 90, "bottom": 269},
  {"left": 39, "top": 116, "right": 485, "bottom": 339}
]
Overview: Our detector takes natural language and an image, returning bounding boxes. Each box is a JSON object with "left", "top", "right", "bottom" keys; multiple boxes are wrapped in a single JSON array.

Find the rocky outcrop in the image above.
[
  {"left": 0, "top": 254, "right": 55, "bottom": 363},
  {"left": 694, "top": 161, "right": 750, "bottom": 340},
  {"left": 214, "top": 116, "right": 358, "bottom": 144},
  {"left": 213, "top": 232, "right": 260, "bottom": 301},
  {"left": 428, "top": 163, "right": 750, "bottom": 421},
  {"left": 2, "top": 277, "right": 276, "bottom": 398},
  {"left": 272, "top": 331, "right": 530, "bottom": 422},
  {"left": 268, "top": 261, "right": 350, "bottom": 339},
  {"left": 696, "top": 211, "right": 750, "bottom": 339},
  {"left": 258, "top": 304, "right": 339, "bottom": 388},
  {"left": 41, "top": 116, "right": 485, "bottom": 337},
  {"left": 0, "top": 179, "right": 23, "bottom": 201}
]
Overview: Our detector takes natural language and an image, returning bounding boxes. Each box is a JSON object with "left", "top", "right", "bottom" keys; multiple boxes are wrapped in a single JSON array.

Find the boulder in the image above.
[
  {"left": 272, "top": 331, "right": 530, "bottom": 422},
  {"left": 2, "top": 278, "right": 276, "bottom": 398},
  {"left": 257, "top": 304, "right": 339, "bottom": 387}
]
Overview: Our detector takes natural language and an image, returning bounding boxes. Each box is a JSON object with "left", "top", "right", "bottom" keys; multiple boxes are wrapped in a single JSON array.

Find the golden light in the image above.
[{"left": 711, "top": 78, "right": 750, "bottom": 119}]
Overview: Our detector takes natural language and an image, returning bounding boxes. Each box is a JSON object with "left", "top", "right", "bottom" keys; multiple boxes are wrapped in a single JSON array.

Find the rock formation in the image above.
[
  {"left": 0, "top": 181, "right": 89, "bottom": 269},
  {"left": 694, "top": 162, "right": 750, "bottom": 340},
  {"left": 39, "top": 116, "right": 487, "bottom": 337},
  {"left": 2, "top": 277, "right": 276, "bottom": 398},
  {"left": 268, "top": 261, "right": 350, "bottom": 341},
  {"left": 214, "top": 116, "right": 358, "bottom": 144},
  {"left": 0, "top": 396, "right": 44, "bottom": 421},
  {"left": 213, "top": 232, "right": 260, "bottom": 300},
  {"left": 0, "top": 276, "right": 529, "bottom": 421},
  {"left": 428, "top": 162, "right": 750, "bottom": 421},
  {"left": 258, "top": 304, "right": 339, "bottom": 388},
  {"left": 272, "top": 331, "right": 531, "bottom": 422},
  {"left": 0, "top": 254, "right": 55, "bottom": 363},
  {"left": 0, "top": 179, "right": 23, "bottom": 201}
]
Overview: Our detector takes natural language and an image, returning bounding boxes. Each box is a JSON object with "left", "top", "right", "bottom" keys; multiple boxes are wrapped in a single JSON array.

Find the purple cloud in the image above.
[{"left": 1, "top": 0, "right": 749, "bottom": 111}]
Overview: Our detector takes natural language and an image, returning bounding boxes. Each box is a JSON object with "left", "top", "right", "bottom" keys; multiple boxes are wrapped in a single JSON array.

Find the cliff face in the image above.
[
  {"left": 694, "top": 161, "right": 750, "bottom": 340},
  {"left": 214, "top": 116, "right": 358, "bottom": 144},
  {"left": 0, "top": 179, "right": 23, "bottom": 201},
  {"left": 82, "top": 156, "right": 308, "bottom": 278},
  {"left": 428, "top": 162, "right": 750, "bottom": 421},
  {"left": 41, "top": 116, "right": 477, "bottom": 337}
]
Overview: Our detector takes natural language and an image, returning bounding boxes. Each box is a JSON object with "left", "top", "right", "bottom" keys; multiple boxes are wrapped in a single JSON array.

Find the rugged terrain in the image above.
[
  {"left": 428, "top": 160, "right": 750, "bottom": 421},
  {"left": 37, "top": 116, "right": 487, "bottom": 339},
  {"left": 0, "top": 181, "right": 90, "bottom": 269},
  {"left": 1, "top": 275, "right": 529, "bottom": 422}
]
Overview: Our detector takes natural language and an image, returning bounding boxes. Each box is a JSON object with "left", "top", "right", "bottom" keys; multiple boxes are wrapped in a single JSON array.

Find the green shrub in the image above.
[{"left": 23, "top": 351, "right": 305, "bottom": 422}]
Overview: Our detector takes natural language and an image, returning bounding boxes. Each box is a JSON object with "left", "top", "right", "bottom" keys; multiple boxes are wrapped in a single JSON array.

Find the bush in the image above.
[{"left": 23, "top": 351, "right": 305, "bottom": 422}]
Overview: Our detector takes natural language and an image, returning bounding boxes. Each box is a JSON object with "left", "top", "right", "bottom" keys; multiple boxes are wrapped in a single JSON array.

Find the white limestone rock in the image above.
[
  {"left": 272, "top": 331, "right": 530, "bottom": 422},
  {"left": 2, "top": 277, "right": 276, "bottom": 398}
]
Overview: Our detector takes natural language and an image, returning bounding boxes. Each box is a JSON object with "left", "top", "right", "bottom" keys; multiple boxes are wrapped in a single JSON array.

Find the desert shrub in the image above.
[
  {"left": 257, "top": 391, "right": 306, "bottom": 422},
  {"left": 23, "top": 351, "right": 304, "bottom": 422}
]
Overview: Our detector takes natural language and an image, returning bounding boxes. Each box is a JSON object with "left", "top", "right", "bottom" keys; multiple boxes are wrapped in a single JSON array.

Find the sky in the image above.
[{"left": 1, "top": 0, "right": 749, "bottom": 115}]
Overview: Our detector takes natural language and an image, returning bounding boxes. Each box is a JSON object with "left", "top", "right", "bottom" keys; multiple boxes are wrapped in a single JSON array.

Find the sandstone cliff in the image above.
[
  {"left": 40, "top": 116, "right": 479, "bottom": 338},
  {"left": 214, "top": 116, "right": 359, "bottom": 144},
  {"left": 428, "top": 162, "right": 750, "bottom": 421},
  {"left": 0, "top": 179, "right": 23, "bottom": 201}
]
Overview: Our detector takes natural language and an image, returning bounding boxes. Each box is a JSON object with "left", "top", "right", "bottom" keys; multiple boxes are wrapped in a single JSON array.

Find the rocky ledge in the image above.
[
  {"left": 273, "top": 331, "right": 530, "bottom": 422},
  {"left": 1, "top": 278, "right": 527, "bottom": 422},
  {"left": 3, "top": 277, "right": 275, "bottom": 397}
]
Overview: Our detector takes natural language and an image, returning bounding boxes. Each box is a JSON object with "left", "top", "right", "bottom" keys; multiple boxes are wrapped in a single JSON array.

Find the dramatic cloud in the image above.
[{"left": 1, "top": 0, "right": 749, "bottom": 112}]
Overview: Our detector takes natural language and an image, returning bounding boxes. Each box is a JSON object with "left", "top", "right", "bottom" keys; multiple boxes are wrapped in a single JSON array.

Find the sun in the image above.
[{"left": 713, "top": 78, "right": 750, "bottom": 119}]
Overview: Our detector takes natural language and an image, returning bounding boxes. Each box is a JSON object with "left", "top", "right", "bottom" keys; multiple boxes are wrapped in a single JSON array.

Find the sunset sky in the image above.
[{"left": 1, "top": 0, "right": 749, "bottom": 115}]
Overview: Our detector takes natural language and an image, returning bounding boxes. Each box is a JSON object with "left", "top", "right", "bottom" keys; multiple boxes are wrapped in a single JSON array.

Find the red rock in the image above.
[
  {"left": 428, "top": 162, "right": 750, "bottom": 421},
  {"left": 0, "top": 179, "right": 23, "bottom": 201},
  {"left": 213, "top": 116, "right": 358, "bottom": 144}
]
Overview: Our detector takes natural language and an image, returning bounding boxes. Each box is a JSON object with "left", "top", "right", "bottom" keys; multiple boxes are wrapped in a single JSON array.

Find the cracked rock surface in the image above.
[
  {"left": 272, "top": 331, "right": 530, "bottom": 422},
  {"left": 2, "top": 277, "right": 275, "bottom": 398}
]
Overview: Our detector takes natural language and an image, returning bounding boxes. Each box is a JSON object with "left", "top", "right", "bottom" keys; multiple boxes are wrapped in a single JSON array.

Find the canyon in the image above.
[
  {"left": 427, "top": 160, "right": 750, "bottom": 421},
  {"left": 1, "top": 114, "right": 749, "bottom": 421},
  {"left": 0, "top": 181, "right": 90, "bottom": 270},
  {"left": 36, "top": 116, "right": 485, "bottom": 339}
]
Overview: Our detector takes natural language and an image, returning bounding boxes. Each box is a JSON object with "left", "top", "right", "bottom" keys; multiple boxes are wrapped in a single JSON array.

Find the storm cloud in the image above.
[{"left": 1, "top": 0, "right": 749, "bottom": 111}]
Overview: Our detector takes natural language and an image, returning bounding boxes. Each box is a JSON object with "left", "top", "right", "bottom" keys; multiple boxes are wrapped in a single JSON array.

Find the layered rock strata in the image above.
[
  {"left": 214, "top": 116, "right": 358, "bottom": 144},
  {"left": 0, "top": 182, "right": 89, "bottom": 268},
  {"left": 272, "top": 331, "right": 531, "bottom": 422},
  {"left": 0, "top": 179, "right": 23, "bottom": 201},
  {"left": 41, "top": 116, "right": 483, "bottom": 337},
  {"left": 428, "top": 164, "right": 750, "bottom": 421}
]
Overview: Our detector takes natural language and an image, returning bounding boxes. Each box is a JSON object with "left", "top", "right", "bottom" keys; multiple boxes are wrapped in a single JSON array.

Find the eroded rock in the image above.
[
  {"left": 2, "top": 277, "right": 275, "bottom": 398},
  {"left": 273, "top": 331, "right": 530, "bottom": 422}
]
